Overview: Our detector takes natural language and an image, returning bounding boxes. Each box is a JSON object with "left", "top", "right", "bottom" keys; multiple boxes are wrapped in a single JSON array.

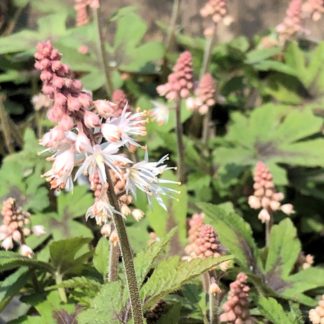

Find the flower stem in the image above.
[
  {"left": 265, "top": 214, "right": 273, "bottom": 247},
  {"left": 94, "top": 3, "right": 114, "bottom": 97},
  {"left": 165, "top": 0, "right": 181, "bottom": 53},
  {"left": 175, "top": 99, "right": 186, "bottom": 183},
  {"left": 105, "top": 168, "right": 144, "bottom": 324},
  {"left": 208, "top": 272, "right": 219, "bottom": 324},
  {"left": 55, "top": 271, "right": 67, "bottom": 303},
  {"left": 201, "top": 25, "right": 217, "bottom": 145},
  {"left": 108, "top": 238, "right": 120, "bottom": 282}
]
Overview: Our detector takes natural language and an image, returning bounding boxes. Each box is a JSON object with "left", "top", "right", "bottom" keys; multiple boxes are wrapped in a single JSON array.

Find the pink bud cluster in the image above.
[
  {"left": 0, "top": 198, "right": 45, "bottom": 257},
  {"left": 200, "top": 0, "right": 233, "bottom": 36},
  {"left": 248, "top": 162, "right": 294, "bottom": 223},
  {"left": 74, "top": 0, "right": 99, "bottom": 27},
  {"left": 157, "top": 51, "right": 193, "bottom": 101},
  {"left": 309, "top": 295, "right": 324, "bottom": 324},
  {"left": 34, "top": 41, "right": 96, "bottom": 133},
  {"left": 200, "top": 0, "right": 229, "bottom": 23},
  {"left": 303, "top": 0, "right": 324, "bottom": 21},
  {"left": 186, "top": 73, "right": 216, "bottom": 115},
  {"left": 276, "top": 0, "right": 303, "bottom": 44},
  {"left": 185, "top": 213, "right": 224, "bottom": 259},
  {"left": 220, "top": 273, "right": 253, "bottom": 324}
]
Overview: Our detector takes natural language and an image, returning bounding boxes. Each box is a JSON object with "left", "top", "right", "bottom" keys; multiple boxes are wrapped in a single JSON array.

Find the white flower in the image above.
[
  {"left": 101, "top": 104, "right": 147, "bottom": 147},
  {"left": 20, "top": 244, "right": 34, "bottom": 258},
  {"left": 125, "top": 153, "right": 179, "bottom": 209},
  {"left": 281, "top": 204, "right": 295, "bottom": 215},
  {"left": 1, "top": 237, "right": 13, "bottom": 250},
  {"left": 32, "top": 225, "right": 46, "bottom": 236},
  {"left": 248, "top": 195, "right": 261, "bottom": 209},
  {"left": 151, "top": 101, "right": 169, "bottom": 125},
  {"left": 86, "top": 199, "right": 118, "bottom": 225},
  {"left": 258, "top": 208, "right": 270, "bottom": 223},
  {"left": 132, "top": 209, "right": 144, "bottom": 221},
  {"left": 75, "top": 143, "right": 131, "bottom": 184},
  {"left": 43, "top": 148, "right": 75, "bottom": 191},
  {"left": 100, "top": 223, "right": 112, "bottom": 237}
]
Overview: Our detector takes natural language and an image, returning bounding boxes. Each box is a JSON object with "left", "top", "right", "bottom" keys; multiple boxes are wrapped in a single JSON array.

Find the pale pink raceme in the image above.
[
  {"left": 309, "top": 295, "right": 324, "bottom": 324},
  {"left": 200, "top": 0, "right": 233, "bottom": 36},
  {"left": 276, "top": 0, "right": 303, "bottom": 44},
  {"left": 220, "top": 273, "right": 253, "bottom": 324},
  {"left": 157, "top": 51, "right": 193, "bottom": 101},
  {"left": 303, "top": 0, "right": 324, "bottom": 21},
  {"left": 35, "top": 41, "right": 178, "bottom": 226},
  {"left": 248, "top": 161, "right": 294, "bottom": 223},
  {"left": 186, "top": 73, "right": 216, "bottom": 115},
  {"left": 34, "top": 41, "right": 94, "bottom": 133},
  {"left": 0, "top": 198, "right": 45, "bottom": 257}
]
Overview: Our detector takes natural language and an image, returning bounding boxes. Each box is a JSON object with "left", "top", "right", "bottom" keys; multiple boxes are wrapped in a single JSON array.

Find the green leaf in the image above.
[
  {"left": 141, "top": 255, "right": 232, "bottom": 310},
  {"left": 47, "top": 276, "right": 101, "bottom": 292},
  {"left": 265, "top": 219, "right": 301, "bottom": 278},
  {"left": 258, "top": 296, "right": 301, "bottom": 324},
  {"left": 49, "top": 237, "right": 91, "bottom": 275},
  {"left": 135, "top": 228, "right": 177, "bottom": 286},
  {"left": 157, "top": 303, "right": 181, "bottom": 324},
  {"left": 77, "top": 282, "right": 124, "bottom": 324},
  {"left": 0, "top": 267, "right": 30, "bottom": 311},
  {"left": 197, "top": 202, "right": 261, "bottom": 273},
  {"left": 0, "top": 251, "right": 53, "bottom": 273},
  {"left": 215, "top": 104, "right": 324, "bottom": 173},
  {"left": 57, "top": 186, "right": 93, "bottom": 218},
  {"left": 93, "top": 237, "right": 109, "bottom": 279}
]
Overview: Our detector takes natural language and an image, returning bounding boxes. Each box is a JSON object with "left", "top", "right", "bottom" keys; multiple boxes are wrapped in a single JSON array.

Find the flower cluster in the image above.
[
  {"left": 276, "top": 0, "right": 303, "bottom": 45},
  {"left": 157, "top": 51, "right": 193, "bottom": 101},
  {"left": 0, "top": 198, "right": 45, "bottom": 257},
  {"left": 74, "top": 0, "right": 99, "bottom": 27},
  {"left": 186, "top": 73, "right": 216, "bottom": 115},
  {"left": 200, "top": 0, "right": 233, "bottom": 36},
  {"left": 248, "top": 161, "right": 294, "bottom": 223},
  {"left": 303, "top": 0, "right": 324, "bottom": 21},
  {"left": 184, "top": 213, "right": 228, "bottom": 270},
  {"left": 309, "top": 295, "right": 324, "bottom": 324},
  {"left": 220, "top": 272, "right": 253, "bottom": 324},
  {"left": 35, "top": 41, "right": 178, "bottom": 227}
]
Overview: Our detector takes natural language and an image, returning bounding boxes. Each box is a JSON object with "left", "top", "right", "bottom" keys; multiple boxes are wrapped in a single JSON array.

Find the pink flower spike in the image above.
[{"left": 157, "top": 51, "right": 193, "bottom": 101}]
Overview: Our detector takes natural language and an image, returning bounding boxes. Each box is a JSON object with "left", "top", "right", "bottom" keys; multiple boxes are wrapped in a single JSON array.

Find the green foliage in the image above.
[
  {"left": 77, "top": 282, "right": 124, "bottom": 324},
  {"left": 258, "top": 296, "right": 303, "bottom": 324},
  {"left": 49, "top": 237, "right": 91, "bottom": 275},
  {"left": 198, "top": 202, "right": 261, "bottom": 273},
  {"left": 93, "top": 237, "right": 110, "bottom": 279},
  {"left": 265, "top": 219, "right": 301, "bottom": 278},
  {"left": 141, "top": 255, "right": 232, "bottom": 310},
  {"left": 0, "top": 267, "right": 30, "bottom": 311}
]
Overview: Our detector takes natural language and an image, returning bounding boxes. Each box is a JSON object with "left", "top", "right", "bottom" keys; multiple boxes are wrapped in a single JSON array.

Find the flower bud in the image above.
[
  {"left": 32, "top": 225, "right": 46, "bottom": 236},
  {"left": 20, "top": 244, "right": 34, "bottom": 258},
  {"left": 132, "top": 209, "right": 144, "bottom": 222}
]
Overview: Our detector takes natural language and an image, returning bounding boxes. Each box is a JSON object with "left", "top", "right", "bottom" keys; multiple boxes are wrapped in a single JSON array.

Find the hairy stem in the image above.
[
  {"left": 105, "top": 169, "right": 144, "bottom": 324},
  {"left": 108, "top": 238, "right": 120, "bottom": 282},
  {"left": 201, "top": 25, "right": 217, "bottom": 144},
  {"left": 208, "top": 271, "right": 219, "bottom": 324},
  {"left": 94, "top": 3, "right": 114, "bottom": 97},
  {"left": 55, "top": 272, "right": 67, "bottom": 303},
  {"left": 175, "top": 99, "right": 186, "bottom": 183}
]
